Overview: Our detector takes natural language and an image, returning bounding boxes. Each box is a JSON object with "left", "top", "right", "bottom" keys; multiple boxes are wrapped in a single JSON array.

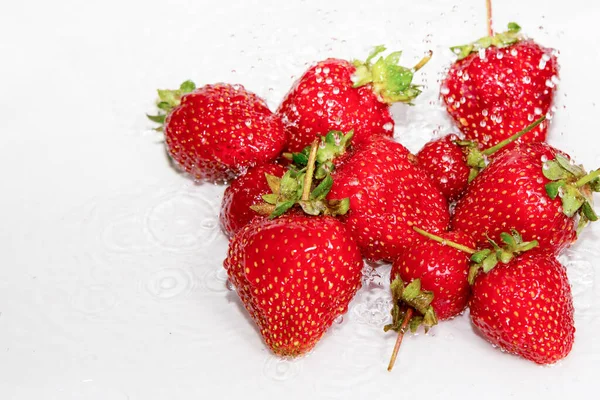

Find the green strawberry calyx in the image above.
[
  {"left": 450, "top": 22, "right": 522, "bottom": 61},
  {"left": 251, "top": 139, "right": 350, "bottom": 218},
  {"left": 543, "top": 154, "right": 600, "bottom": 234},
  {"left": 468, "top": 230, "right": 539, "bottom": 285},
  {"left": 146, "top": 80, "right": 196, "bottom": 129},
  {"left": 352, "top": 46, "right": 432, "bottom": 105},
  {"left": 384, "top": 276, "right": 438, "bottom": 371},
  {"left": 456, "top": 116, "right": 547, "bottom": 182},
  {"left": 284, "top": 130, "right": 354, "bottom": 179}
]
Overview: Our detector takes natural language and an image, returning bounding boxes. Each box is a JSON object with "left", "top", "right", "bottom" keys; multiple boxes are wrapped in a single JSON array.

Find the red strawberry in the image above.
[
  {"left": 148, "top": 81, "right": 286, "bottom": 182},
  {"left": 278, "top": 47, "right": 431, "bottom": 152},
  {"left": 452, "top": 141, "right": 600, "bottom": 255},
  {"left": 470, "top": 250, "right": 575, "bottom": 364},
  {"left": 391, "top": 228, "right": 475, "bottom": 320},
  {"left": 417, "top": 134, "right": 471, "bottom": 201},
  {"left": 417, "top": 117, "right": 545, "bottom": 201},
  {"left": 223, "top": 214, "right": 363, "bottom": 356},
  {"left": 219, "top": 163, "right": 287, "bottom": 237},
  {"left": 441, "top": 23, "right": 558, "bottom": 150},
  {"left": 328, "top": 135, "right": 450, "bottom": 261}
]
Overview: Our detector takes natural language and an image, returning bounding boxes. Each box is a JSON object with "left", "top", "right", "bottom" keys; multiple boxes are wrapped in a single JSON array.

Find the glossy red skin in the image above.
[
  {"left": 328, "top": 136, "right": 450, "bottom": 262},
  {"left": 165, "top": 83, "right": 286, "bottom": 182},
  {"left": 224, "top": 215, "right": 363, "bottom": 357},
  {"left": 417, "top": 134, "right": 471, "bottom": 201},
  {"left": 442, "top": 40, "right": 558, "bottom": 150},
  {"left": 277, "top": 58, "right": 393, "bottom": 152},
  {"left": 220, "top": 163, "right": 287, "bottom": 237},
  {"left": 391, "top": 231, "right": 474, "bottom": 320},
  {"left": 470, "top": 251, "right": 574, "bottom": 364},
  {"left": 452, "top": 142, "right": 575, "bottom": 255}
]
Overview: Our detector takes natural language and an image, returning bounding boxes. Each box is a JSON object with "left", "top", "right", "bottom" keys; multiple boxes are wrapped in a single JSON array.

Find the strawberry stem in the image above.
[
  {"left": 575, "top": 169, "right": 600, "bottom": 188},
  {"left": 486, "top": 0, "right": 493, "bottom": 36},
  {"left": 302, "top": 139, "right": 320, "bottom": 201},
  {"left": 482, "top": 116, "right": 546, "bottom": 156},
  {"left": 412, "top": 50, "right": 433, "bottom": 72},
  {"left": 387, "top": 308, "right": 413, "bottom": 372},
  {"left": 412, "top": 226, "right": 476, "bottom": 254}
]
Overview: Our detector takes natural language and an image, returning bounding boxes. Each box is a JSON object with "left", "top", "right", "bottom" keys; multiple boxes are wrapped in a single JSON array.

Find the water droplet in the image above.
[
  {"left": 463, "top": 72, "right": 470, "bottom": 81},
  {"left": 545, "top": 79, "right": 555, "bottom": 88},
  {"left": 480, "top": 120, "right": 486, "bottom": 127},
  {"left": 447, "top": 97, "right": 454, "bottom": 104},
  {"left": 335, "top": 315, "right": 344, "bottom": 324},
  {"left": 441, "top": 86, "right": 450, "bottom": 95},
  {"left": 522, "top": 76, "right": 531, "bottom": 84},
  {"left": 325, "top": 77, "right": 333, "bottom": 85},
  {"left": 316, "top": 76, "right": 323, "bottom": 83},
  {"left": 510, "top": 49, "right": 518, "bottom": 57},
  {"left": 527, "top": 114, "right": 534, "bottom": 122},
  {"left": 226, "top": 280, "right": 235, "bottom": 291},
  {"left": 317, "top": 91, "right": 325, "bottom": 98},
  {"left": 332, "top": 87, "right": 340, "bottom": 94},
  {"left": 383, "top": 122, "right": 393, "bottom": 131},
  {"left": 315, "top": 67, "right": 322, "bottom": 74},
  {"left": 496, "top": 52, "right": 504, "bottom": 60},
  {"left": 534, "top": 107, "right": 543, "bottom": 115},
  {"left": 244, "top": 119, "right": 252, "bottom": 128},
  {"left": 541, "top": 155, "right": 548, "bottom": 163},
  {"left": 460, "top": 97, "right": 466, "bottom": 104},
  {"left": 326, "top": 99, "right": 334, "bottom": 107},
  {"left": 482, "top": 109, "right": 489, "bottom": 117},
  {"left": 440, "top": 177, "right": 448, "bottom": 184},
  {"left": 323, "top": 67, "right": 330, "bottom": 74}
]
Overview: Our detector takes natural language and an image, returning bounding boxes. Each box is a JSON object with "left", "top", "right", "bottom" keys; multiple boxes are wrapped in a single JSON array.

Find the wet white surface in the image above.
[{"left": 1, "top": 0, "right": 599, "bottom": 398}]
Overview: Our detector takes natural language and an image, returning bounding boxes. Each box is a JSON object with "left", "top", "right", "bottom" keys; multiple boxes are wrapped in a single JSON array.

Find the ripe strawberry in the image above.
[
  {"left": 441, "top": 23, "right": 558, "bottom": 150},
  {"left": 219, "top": 163, "right": 287, "bottom": 237},
  {"left": 223, "top": 214, "right": 363, "bottom": 356},
  {"left": 452, "top": 141, "right": 600, "bottom": 255},
  {"left": 148, "top": 81, "right": 286, "bottom": 182},
  {"left": 278, "top": 46, "right": 431, "bottom": 152},
  {"left": 391, "top": 228, "right": 475, "bottom": 320},
  {"left": 417, "top": 117, "right": 545, "bottom": 201},
  {"left": 470, "top": 250, "right": 575, "bottom": 364},
  {"left": 328, "top": 135, "right": 450, "bottom": 261}
]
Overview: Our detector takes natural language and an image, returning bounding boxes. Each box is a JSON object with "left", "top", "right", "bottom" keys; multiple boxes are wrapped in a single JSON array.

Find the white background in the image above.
[{"left": 1, "top": 0, "right": 599, "bottom": 399}]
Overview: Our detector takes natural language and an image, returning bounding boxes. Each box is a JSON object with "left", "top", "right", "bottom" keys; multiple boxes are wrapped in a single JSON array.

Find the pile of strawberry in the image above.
[{"left": 148, "top": 23, "right": 600, "bottom": 368}]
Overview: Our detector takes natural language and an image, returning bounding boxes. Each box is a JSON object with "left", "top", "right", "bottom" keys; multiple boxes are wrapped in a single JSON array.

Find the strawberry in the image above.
[
  {"left": 441, "top": 22, "right": 558, "bottom": 150},
  {"left": 148, "top": 81, "right": 286, "bottom": 182},
  {"left": 452, "top": 141, "right": 600, "bottom": 255},
  {"left": 470, "top": 250, "right": 575, "bottom": 364},
  {"left": 417, "top": 117, "right": 545, "bottom": 201},
  {"left": 328, "top": 135, "right": 450, "bottom": 261},
  {"left": 223, "top": 214, "right": 363, "bottom": 356},
  {"left": 278, "top": 46, "right": 431, "bottom": 152},
  {"left": 391, "top": 228, "right": 475, "bottom": 320},
  {"left": 219, "top": 163, "right": 287, "bottom": 237}
]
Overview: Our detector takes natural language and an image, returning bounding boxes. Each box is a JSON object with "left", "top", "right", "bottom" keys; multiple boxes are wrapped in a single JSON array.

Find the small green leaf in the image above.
[
  {"left": 179, "top": 80, "right": 196, "bottom": 93},
  {"left": 146, "top": 114, "right": 165, "bottom": 124},
  {"left": 498, "top": 250, "right": 513, "bottom": 264},
  {"left": 311, "top": 174, "right": 333, "bottom": 200},
  {"left": 510, "top": 229, "right": 523, "bottom": 244},
  {"left": 466, "top": 148, "right": 486, "bottom": 169},
  {"left": 468, "top": 265, "right": 480, "bottom": 285},
  {"left": 577, "top": 214, "right": 590, "bottom": 236},
  {"left": 542, "top": 160, "right": 570, "bottom": 181},
  {"left": 500, "top": 232, "right": 516, "bottom": 249},
  {"left": 402, "top": 279, "right": 421, "bottom": 301},
  {"left": 545, "top": 181, "right": 566, "bottom": 200},
  {"left": 589, "top": 177, "right": 600, "bottom": 192},
  {"left": 262, "top": 193, "right": 279, "bottom": 205},
  {"left": 422, "top": 307, "right": 438, "bottom": 330},
  {"left": 471, "top": 249, "right": 491, "bottom": 263},
  {"left": 157, "top": 101, "right": 172, "bottom": 111},
  {"left": 292, "top": 152, "right": 309, "bottom": 166},
  {"left": 299, "top": 200, "right": 325, "bottom": 216},
  {"left": 269, "top": 200, "right": 296, "bottom": 218},
  {"left": 482, "top": 253, "right": 499, "bottom": 273},
  {"left": 325, "top": 198, "right": 350, "bottom": 216},
  {"left": 279, "top": 171, "right": 300, "bottom": 199},
  {"left": 390, "top": 276, "right": 405, "bottom": 302},
  {"left": 555, "top": 154, "right": 586, "bottom": 178},
  {"left": 409, "top": 316, "right": 423, "bottom": 333},
  {"left": 507, "top": 22, "right": 522, "bottom": 32},
  {"left": 264, "top": 173, "right": 281, "bottom": 194},
  {"left": 561, "top": 185, "right": 585, "bottom": 217},
  {"left": 582, "top": 201, "right": 599, "bottom": 222},
  {"left": 450, "top": 44, "right": 474, "bottom": 60},
  {"left": 468, "top": 168, "right": 480, "bottom": 183}
]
